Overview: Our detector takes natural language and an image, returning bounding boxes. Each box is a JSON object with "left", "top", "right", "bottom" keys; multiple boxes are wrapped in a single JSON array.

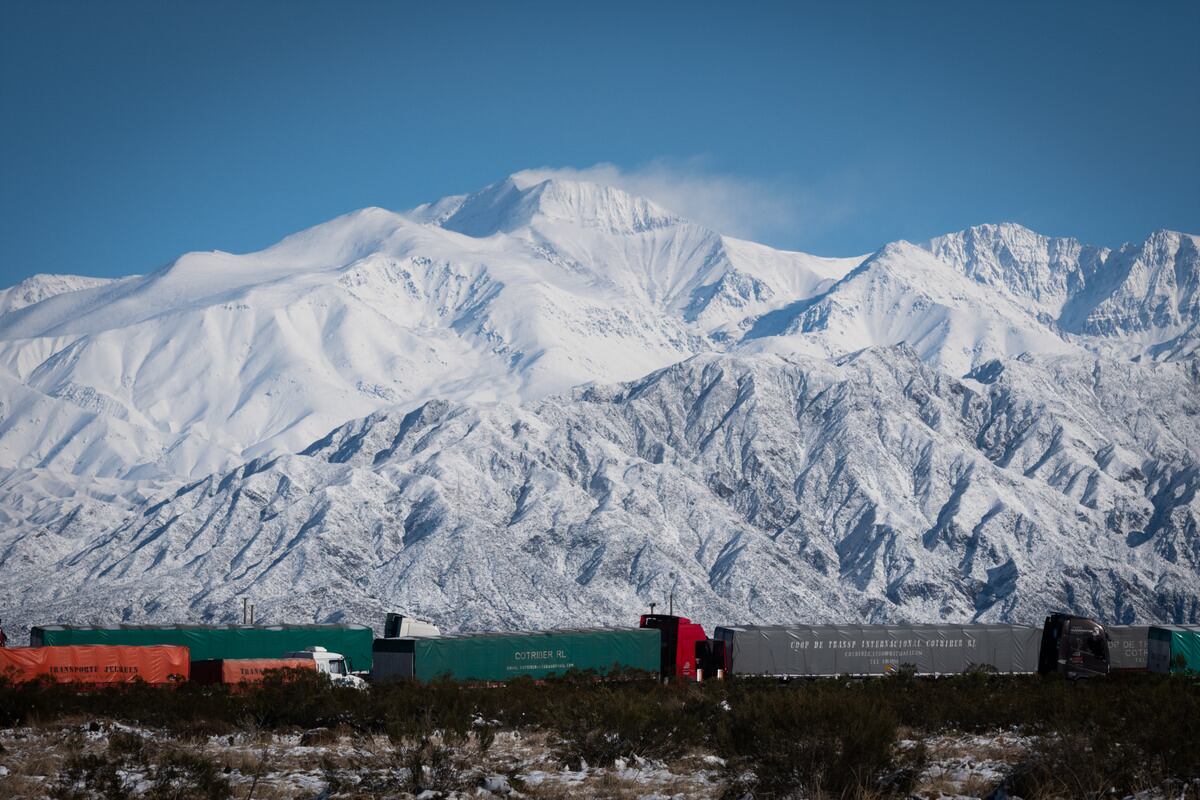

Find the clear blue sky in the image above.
[{"left": 2, "top": 1, "right": 1197, "bottom": 286}]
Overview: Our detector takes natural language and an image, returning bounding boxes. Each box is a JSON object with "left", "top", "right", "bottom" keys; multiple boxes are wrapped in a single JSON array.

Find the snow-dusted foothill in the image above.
[{"left": 0, "top": 173, "right": 1196, "bottom": 635}]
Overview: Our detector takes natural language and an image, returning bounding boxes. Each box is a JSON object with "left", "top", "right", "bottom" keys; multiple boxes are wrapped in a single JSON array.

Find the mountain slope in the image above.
[
  {"left": 0, "top": 179, "right": 858, "bottom": 482},
  {"left": 2, "top": 346, "right": 1196, "bottom": 634},
  {"left": 0, "top": 274, "right": 115, "bottom": 318},
  {"left": 922, "top": 223, "right": 1200, "bottom": 350},
  {"left": 740, "top": 240, "right": 1079, "bottom": 376},
  {"left": 0, "top": 174, "right": 1197, "bottom": 636}
]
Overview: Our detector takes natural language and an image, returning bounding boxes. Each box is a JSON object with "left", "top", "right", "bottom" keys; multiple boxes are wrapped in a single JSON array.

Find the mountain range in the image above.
[{"left": 1, "top": 171, "right": 1197, "bottom": 637}]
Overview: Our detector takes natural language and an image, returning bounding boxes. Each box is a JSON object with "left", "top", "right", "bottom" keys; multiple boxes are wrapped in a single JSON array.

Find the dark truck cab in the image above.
[
  {"left": 639, "top": 614, "right": 726, "bottom": 681},
  {"left": 1038, "top": 613, "right": 1110, "bottom": 678}
]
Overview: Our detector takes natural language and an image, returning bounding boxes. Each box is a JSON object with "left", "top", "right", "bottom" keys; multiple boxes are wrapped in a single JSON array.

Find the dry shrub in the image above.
[
  {"left": 5, "top": 668, "right": 1200, "bottom": 799},
  {"left": 716, "top": 683, "right": 898, "bottom": 799}
]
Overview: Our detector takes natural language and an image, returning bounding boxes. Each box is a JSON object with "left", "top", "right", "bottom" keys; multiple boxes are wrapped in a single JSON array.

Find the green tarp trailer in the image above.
[
  {"left": 1148, "top": 626, "right": 1200, "bottom": 674},
  {"left": 371, "top": 627, "right": 660, "bottom": 682},
  {"left": 30, "top": 624, "right": 374, "bottom": 673}
]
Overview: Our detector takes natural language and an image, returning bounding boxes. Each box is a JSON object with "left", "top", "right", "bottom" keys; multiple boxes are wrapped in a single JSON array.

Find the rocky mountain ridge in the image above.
[{"left": 0, "top": 175, "right": 1197, "bottom": 636}]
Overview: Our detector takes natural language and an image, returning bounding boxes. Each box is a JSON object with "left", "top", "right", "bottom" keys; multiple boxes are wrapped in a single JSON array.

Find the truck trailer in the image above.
[
  {"left": 190, "top": 657, "right": 316, "bottom": 685},
  {"left": 1106, "top": 624, "right": 1200, "bottom": 672},
  {"left": 371, "top": 627, "right": 660, "bottom": 682},
  {"left": 1105, "top": 625, "right": 1151, "bottom": 671},
  {"left": 1148, "top": 626, "right": 1200, "bottom": 674},
  {"left": 713, "top": 623, "right": 1042, "bottom": 677},
  {"left": 30, "top": 624, "right": 373, "bottom": 672},
  {"left": 0, "top": 645, "right": 189, "bottom": 685}
]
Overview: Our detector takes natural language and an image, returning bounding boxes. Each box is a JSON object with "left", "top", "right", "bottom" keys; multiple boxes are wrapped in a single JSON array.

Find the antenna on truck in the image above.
[
  {"left": 242, "top": 598, "right": 248, "bottom": 624},
  {"left": 668, "top": 571, "right": 677, "bottom": 616},
  {"left": 649, "top": 602, "right": 657, "bottom": 615}
]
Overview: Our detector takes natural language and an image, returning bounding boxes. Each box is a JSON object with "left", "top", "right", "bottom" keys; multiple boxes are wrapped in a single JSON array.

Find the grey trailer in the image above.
[
  {"left": 714, "top": 624, "right": 1042, "bottom": 677},
  {"left": 372, "top": 638, "right": 415, "bottom": 681},
  {"left": 1105, "top": 625, "right": 1200, "bottom": 671},
  {"left": 1106, "top": 626, "right": 1151, "bottom": 671}
]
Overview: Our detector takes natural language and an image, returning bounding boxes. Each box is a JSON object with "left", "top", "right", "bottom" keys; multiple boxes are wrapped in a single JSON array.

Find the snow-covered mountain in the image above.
[
  {"left": 0, "top": 175, "right": 859, "bottom": 482},
  {"left": 924, "top": 223, "right": 1200, "bottom": 352},
  {"left": 0, "top": 174, "right": 1197, "bottom": 637},
  {"left": 0, "top": 273, "right": 116, "bottom": 317}
]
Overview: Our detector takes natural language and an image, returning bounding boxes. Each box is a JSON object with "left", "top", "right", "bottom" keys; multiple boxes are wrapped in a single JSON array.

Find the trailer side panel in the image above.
[
  {"left": 0, "top": 645, "right": 189, "bottom": 684},
  {"left": 375, "top": 628, "right": 659, "bottom": 682},
  {"left": 715, "top": 624, "right": 1041, "bottom": 676}
]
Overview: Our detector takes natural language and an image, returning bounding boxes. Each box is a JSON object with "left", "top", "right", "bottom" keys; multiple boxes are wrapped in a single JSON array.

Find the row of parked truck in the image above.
[
  {"left": 2, "top": 611, "right": 1198, "bottom": 687},
  {"left": 370, "top": 612, "right": 1200, "bottom": 682}
]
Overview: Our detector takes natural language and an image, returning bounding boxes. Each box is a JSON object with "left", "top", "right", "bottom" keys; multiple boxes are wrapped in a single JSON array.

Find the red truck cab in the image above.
[{"left": 639, "top": 614, "right": 726, "bottom": 681}]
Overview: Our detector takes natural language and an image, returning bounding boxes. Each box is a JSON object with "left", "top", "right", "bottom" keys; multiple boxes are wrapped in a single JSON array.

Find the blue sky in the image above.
[{"left": 1, "top": 1, "right": 1197, "bottom": 286}]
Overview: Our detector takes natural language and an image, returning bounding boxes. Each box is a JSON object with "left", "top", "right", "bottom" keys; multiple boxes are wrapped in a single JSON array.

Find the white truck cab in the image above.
[
  {"left": 282, "top": 646, "right": 366, "bottom": 688},
  {"left": 384, "top": 613, "right": 440, "bottom": 638}
]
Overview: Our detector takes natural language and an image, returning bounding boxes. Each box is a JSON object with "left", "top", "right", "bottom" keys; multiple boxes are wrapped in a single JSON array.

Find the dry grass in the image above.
[
  {"left": 5, "top": 672, "right": 1199, "bottom": 799},
  {"left": 920, "top": 732, "right": 1029, "bottom": 763},
  {"left": 1, "top": 721, "right": 729, "bottom": 799},
  {"left": 0, "top": 774, "right": 49, "bottom": 800}
]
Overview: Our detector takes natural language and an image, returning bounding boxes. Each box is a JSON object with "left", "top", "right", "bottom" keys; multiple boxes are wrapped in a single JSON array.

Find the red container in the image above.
[
  {"left": 189, "top": 658, "right": 316, "bottom": 685},
  {"left": 0, "top": 645, "right": 189, "bottom": 685}
]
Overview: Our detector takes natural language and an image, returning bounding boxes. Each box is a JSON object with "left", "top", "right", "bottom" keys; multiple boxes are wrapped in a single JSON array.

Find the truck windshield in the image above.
[{"left": 328, "top": 660, "right": 345, "bottom": 675}]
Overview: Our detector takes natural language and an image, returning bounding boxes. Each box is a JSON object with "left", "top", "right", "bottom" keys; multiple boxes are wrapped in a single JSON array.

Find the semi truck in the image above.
[
  {"left": 28, "top": 610, "right": 1193, "bottom": 687},
  {"left": 1037, "top": 613, "right": 1110, "bottom": 679},
  {"left": 282, "top": 646, "right": 366, "bottom": 688},
  {"left": 639, "top": 613, "right": 726, "bottom": 681}
]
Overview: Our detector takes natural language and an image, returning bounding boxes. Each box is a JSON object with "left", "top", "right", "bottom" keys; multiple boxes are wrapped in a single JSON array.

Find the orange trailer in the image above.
[
  {"left": 0, "top": 645, "right": 189, "bottom": 684},
  {"left": 189, "top": 658, "right": 316, "bottom": 685}
]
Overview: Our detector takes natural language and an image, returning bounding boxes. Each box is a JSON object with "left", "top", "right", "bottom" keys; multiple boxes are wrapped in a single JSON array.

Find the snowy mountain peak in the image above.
[
  {"left": 435, "top": 174, "right": 683, "bottom": 237},
  {"left": 1144, "top": 228, "right": 1192, "bottom": 245},
  {"left": 922, "top": 223, "right": 1105, "bottom": 315},
  {"left": 1132, "top": 228, "right": 1198, "bottom": 265},
  {"left": 926, "top": 222, "right": 1050, "bottom": 257},
  {"left": 254, "top": 205, "right": 410, "bottom": 265},
  {"left": 0, "top": 273, "right": 115, "bottom": 317}
]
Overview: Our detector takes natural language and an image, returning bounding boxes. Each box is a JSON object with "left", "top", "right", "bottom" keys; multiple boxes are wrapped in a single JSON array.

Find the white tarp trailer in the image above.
[{"left": 713, "top": 623, "right": 1042, "bottom": 677}]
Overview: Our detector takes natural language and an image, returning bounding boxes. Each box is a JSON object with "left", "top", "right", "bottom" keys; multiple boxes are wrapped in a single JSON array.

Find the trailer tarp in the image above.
[
  {"left": 1106, "top": 626, "right": 1151, "bottom": 670},
  {"left": 190, "top": 658, "right": 316, "bottom": 685},
  {"left": 373, "top": 628, "right": 660, "bottom": 682},
  {"left": 30, "top": 624, "right": 373, "bottom": 672},
  {"left": 714, "top": 624, "right": 1041, "bottom": 676},
  {"left": 1148, "top": 626, "right": 1200, "bottom": 674},
  {"left": 0, "top": 645, "right": 189, "bottom": 684}
]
